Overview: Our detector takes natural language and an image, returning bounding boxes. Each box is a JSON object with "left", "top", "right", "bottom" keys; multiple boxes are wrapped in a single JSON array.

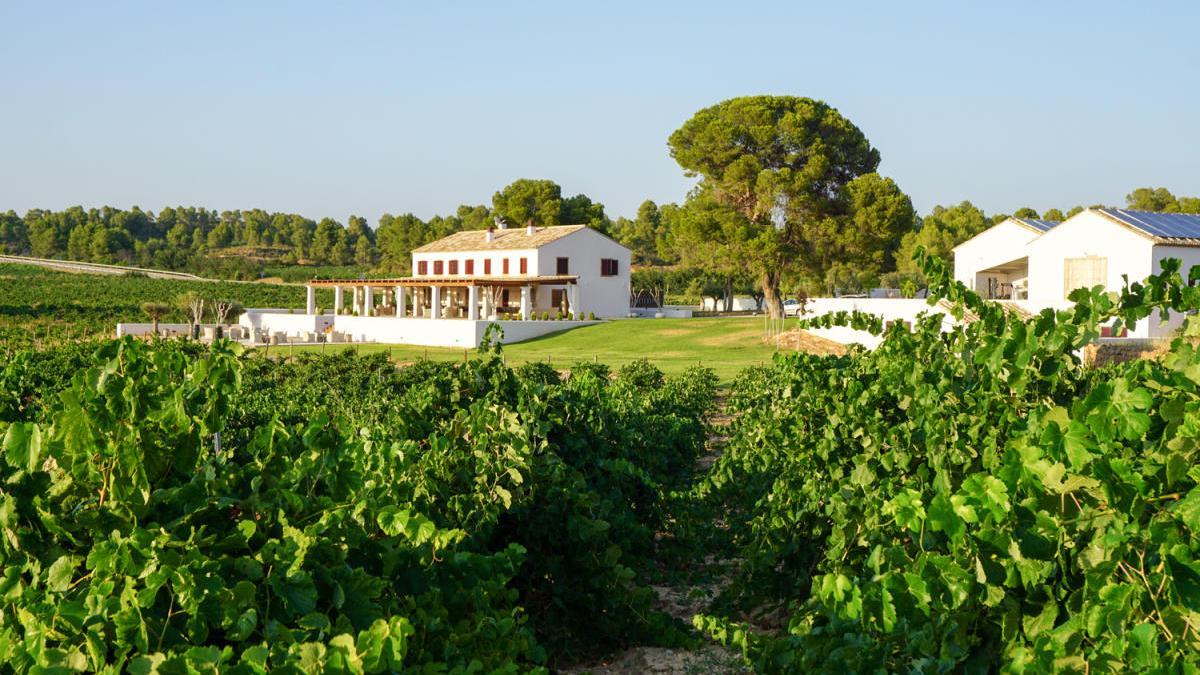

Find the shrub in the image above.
[{"left": 617, "top": 358, "right": 665, "bottom": 390}]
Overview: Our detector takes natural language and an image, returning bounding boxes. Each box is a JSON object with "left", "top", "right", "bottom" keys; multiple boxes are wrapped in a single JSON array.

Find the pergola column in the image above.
[
  {"left": 481, "top": 287, "right": 492, "bottom": 319},
  {"left": 569, "top": 284, "right": 579, "bottom": 318},
  {"left": 520, "top": 285, "right": 532, "bottom": 320},
  {"left": 468, "top": 285, "right": 479, "bottom": 320},
  {"left": 352, "top": 287, "right": 361, "bottom": 315},
  {"left": 364, "top": 286, "right": 374, "bottom": 316},
  {"left": 394, "top": 286, "right": 404, "bottom": 317},
  {"left": 305, "top": 286, "right": 316, "bottom": 315},
  {"left": 334, "top": 286, "right": 344, "bottom": 314},
  {"left": 430, "top": 286, "right": 441, "bottom": 320}
]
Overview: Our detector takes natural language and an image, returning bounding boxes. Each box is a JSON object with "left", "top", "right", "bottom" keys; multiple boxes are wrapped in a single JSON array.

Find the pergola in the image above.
[{"left": 304, "top": 275, "right": 580, "bottom": 320}]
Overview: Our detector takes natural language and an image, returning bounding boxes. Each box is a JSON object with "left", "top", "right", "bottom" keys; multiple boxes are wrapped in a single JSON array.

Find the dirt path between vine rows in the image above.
[{"left": 560, "top": 396, "right": 749, "bottom": 674}]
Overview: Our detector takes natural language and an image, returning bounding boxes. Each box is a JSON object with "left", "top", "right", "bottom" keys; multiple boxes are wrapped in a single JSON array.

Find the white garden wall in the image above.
[
  {"left": 242, "top": 310, "right": 598, "bottom": 347},
  {"left": 799, "top": 298, "right": 957, "bottom": 349},
  {"left": 239, "top": 311, "right": 333, "bottom": 336}
]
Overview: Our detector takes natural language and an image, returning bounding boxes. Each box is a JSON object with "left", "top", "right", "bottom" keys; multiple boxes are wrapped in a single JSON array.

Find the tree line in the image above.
[
  {"left": 0, "top": 180, "right": 614, "bottom": 281},
  {"left": 0, "top": 95, "right": 1195, "bottom": 313}
]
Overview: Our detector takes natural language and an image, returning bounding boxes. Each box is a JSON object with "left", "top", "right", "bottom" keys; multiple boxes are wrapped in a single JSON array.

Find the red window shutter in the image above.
[
  {"left": 418, "top": 260, "right": 427, "bottom": 275},
  {"left": 449, "top": 260, "right": 458, "bottom": 275},
  {"left": 484, "top": 259, "right": 492, "bottom": 274},
  {"left": 503, "top": 258, "right": 510, "bottom": 274},
  {"left": 465, "top": 259, "right": 474, "bottom": 275},
  {"left": 520, "top": 258, "right": 528, "bottom": 274},
  {"left": 434, "top": 260, "right": 443, "bottom": 275}
]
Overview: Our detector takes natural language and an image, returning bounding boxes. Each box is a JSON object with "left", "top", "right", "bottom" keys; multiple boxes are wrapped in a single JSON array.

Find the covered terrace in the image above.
[{"left": 305, "top": 275, "right": 580, "bottom": 320}]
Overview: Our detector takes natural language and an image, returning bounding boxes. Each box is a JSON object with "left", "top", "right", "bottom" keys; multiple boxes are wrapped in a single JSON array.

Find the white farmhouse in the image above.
[
  {"left": 234, "top": 223, "right": 631, "bottom": 347},
  {"left": 408, "top": 223, "right": 631, "bottom": 319},
  {"left": 954, "top": 208, "right": 1200, "bottom": 338}
]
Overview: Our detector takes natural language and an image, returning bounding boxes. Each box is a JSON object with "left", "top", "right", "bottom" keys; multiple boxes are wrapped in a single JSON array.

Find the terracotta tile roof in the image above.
[{"left": 413, "top": 225, "right": 587, "bottom": 253}]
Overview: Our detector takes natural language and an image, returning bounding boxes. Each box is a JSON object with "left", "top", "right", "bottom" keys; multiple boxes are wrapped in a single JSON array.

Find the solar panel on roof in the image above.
[
  {"left": 1103, "top": 209, "right": 1200, "bottom": 240},
  {"left": 1016, "top": 218, "right": 1059, "bottom": 232}
]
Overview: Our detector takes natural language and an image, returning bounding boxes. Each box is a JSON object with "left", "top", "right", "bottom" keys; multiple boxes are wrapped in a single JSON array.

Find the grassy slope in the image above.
[{"left": 278, "top": 317, "right": 787, "bottom": 384}]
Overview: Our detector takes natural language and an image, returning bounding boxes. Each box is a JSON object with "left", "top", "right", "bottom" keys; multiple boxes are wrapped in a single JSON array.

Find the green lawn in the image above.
[{"left": 270, "top": 317, "right": 794, "bottom": 384}]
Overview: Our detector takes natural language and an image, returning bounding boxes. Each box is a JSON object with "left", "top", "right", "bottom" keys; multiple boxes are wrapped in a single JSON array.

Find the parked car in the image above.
[{"left": 783, "top": 298, "right": 802, "bottom": 316}]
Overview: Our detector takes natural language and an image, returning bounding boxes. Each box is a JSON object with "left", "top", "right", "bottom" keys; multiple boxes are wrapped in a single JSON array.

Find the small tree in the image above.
[
  {"left": 686, "top": 275, "right": 724, "bottom": 311},
  {"left": 485, "top": 286, "right": 506, "bottom": 318},
  {"left": 212, "top": 300, "right": 244, "bottom": 326},
  {"left": 140, "top": 301, "right": 170, "bottom": 335},
  {"left": 175, "top": 292, "right": 206, "bottom": 339}
]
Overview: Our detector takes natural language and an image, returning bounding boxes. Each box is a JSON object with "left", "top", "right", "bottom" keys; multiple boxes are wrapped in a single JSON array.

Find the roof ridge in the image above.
[
  {"left": 411, "top": 223, "right": 597, "bottom": 253},
  {"left": 467, "top": 223, "right": 587, "bottom": 231}
]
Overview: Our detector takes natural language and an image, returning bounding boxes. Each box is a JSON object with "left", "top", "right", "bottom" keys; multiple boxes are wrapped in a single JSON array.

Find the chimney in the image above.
[
  {"left": 526, "top": 220, "right": 536, "bottom": 236},
  {"left": 485, "top": 227, "right": 494, "bottom": 243}
]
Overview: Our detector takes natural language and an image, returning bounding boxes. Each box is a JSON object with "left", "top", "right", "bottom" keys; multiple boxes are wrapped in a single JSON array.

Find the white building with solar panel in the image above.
[{"left": 954, "top": 208, "right": 1200, "bottom": 338}]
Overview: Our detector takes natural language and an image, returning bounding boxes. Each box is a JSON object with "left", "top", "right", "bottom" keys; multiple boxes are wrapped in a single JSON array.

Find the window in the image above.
[
  {"left": 433, "top": 260, "right": 444, "bottom": 275},
  {"left": 556, "top": 257, "right": 569, "bottom": 274},
  {"left": 1063, "top": 256, "right": 1107, "bottom": 298},
  {"left": 502, "top": 258, "right": 509, "bottom": 275},
  {"left": 417, "top": 260, "right": 427, "bottom": 275},
  {"left": 484, "top": 258, "right": 492, "bottom": 275},
  {"left": 448, "top": 260, "right": 459, "bottom": 275},
  {"left": 519, "top": 257, "right": 528, "bottom": 274},
  {"left": 600, "top": 258, "right": 619, "bottom": 276},
  {"left": 465, "top": 259, "right": 474, "bottom": 275}
]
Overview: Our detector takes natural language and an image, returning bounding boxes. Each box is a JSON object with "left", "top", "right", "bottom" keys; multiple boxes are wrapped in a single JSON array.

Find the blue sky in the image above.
[{"left": 1, "top": 1, "right": 1197, "bottom": 224}]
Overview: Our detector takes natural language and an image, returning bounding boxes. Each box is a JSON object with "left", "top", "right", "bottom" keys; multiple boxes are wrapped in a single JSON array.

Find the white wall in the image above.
[
  {"left": 332, "top": 316, "right": 598, "bottom": 347},
  {"left": 492, "top": 319, "right": 600, "bottom": 343},
  {"left": 239, "top": 312, "right": 333, "bottom": 336},
  {"left": 535, "top": 229, "right": 631, "bottom": 318},
  {"left": 953, "top": 219, "right": 1041, "bottom": 288},
  {"left": 1026, "top": 210, "right": 1155, "bottom": 336},
  {"left": 1148, "top": 245, "right": 1200, "bottom": 337},
  {"left": 700, "top": 297, "right": 759, "bottom": 312},
  {"left": 799, "top": 298, "right": 957, "bottom": 349},
  {"left": 333, "top": 316, "right": 478, "bottom": 347}
]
